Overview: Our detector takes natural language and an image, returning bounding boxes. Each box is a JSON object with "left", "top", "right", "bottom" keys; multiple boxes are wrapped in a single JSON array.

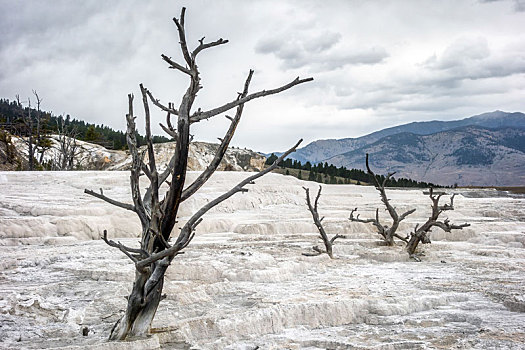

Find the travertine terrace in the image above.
[{"left": 1, "top": 171, "right": 524, "bottom": 349}]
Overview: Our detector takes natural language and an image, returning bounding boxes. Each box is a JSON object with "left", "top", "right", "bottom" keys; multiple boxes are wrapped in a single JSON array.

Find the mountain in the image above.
[
  {"left": 326, "top": 126, "right": 525, "bottom": 186},
  {"left": 281, "top": 111, "right": 525, "bottom": 164}
]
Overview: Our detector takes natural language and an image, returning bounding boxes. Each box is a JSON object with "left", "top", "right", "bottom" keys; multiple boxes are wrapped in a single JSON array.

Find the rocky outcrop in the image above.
[
  {"left": 4, "top": 134, "right": 266, "bottom": 172},
  {"left": 108, "top": 141, "right": 265, "bottom": 172}
]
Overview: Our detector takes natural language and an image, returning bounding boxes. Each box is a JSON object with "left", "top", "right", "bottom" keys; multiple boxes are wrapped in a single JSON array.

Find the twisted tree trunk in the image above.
[
  {"left": 407, "top": 188, "right": 470, "bottom": 260},
  {"left": 303, "top": 186, "right": 344, "bottom": 258},
  {"left": 84, "top": 7, "right": 312, "bottom": 340},
  {"left": 349, "top": 154, "right": 415, "bottom": 245}
]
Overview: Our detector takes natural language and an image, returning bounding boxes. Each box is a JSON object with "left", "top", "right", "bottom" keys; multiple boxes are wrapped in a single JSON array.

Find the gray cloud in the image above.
[
  {"left": 514, "top": 0, "right": 525, "bottom": 11},
  {"left": 425, "top": 37, "right": 525, "bottom": 82},
  {"left": 0, "top": 0, "right": 524, "bottom": 153},
  {"left": 255, "top": 30, "right": 388, "bottom": 71},
  {"left": 428, "top": 37, "right": 490, "bottom": 69},
  {"left": 479, "top": 0, "right": 525, "bottom": 11}
]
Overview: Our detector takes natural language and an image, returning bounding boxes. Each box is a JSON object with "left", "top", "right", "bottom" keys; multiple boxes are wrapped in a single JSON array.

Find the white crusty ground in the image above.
[{"left": 0, "top": 171, "right": 524, "bottom": 349}]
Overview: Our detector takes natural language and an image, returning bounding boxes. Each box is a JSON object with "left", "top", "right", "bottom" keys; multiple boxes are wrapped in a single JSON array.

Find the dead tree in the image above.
[
  {"left": 84, "top": 8, "right": 312, "bottom": 340},
  {"left": 349, "top": 154, "right": 415, "bottom": 245},
  {"left": 14, "top": 91, "right": 50, "bottom": 170},
  {"left": 54, "top": 116, "right": 82, "bottom": 170},
  {"left": 15, "top": 95, "right": 35, "bottom": 170},
  {"left": 303, "top": 186, "right": 345, "bottom": 258},
  {"left": 32, "top": 91, "right": 51, "bottom": 165},
  {"left": 407, "top": 188, "right": 470, "bottom": 261}
]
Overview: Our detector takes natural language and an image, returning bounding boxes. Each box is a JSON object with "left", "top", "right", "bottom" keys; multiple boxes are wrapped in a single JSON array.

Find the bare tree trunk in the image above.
[
  {"left": 14, "top": 94, "right": 39, "bottom": 171},
  {"left": 55, "top": 117, "right": 82, "bottom": 170},
  {"left": 407, "top": 189, "right": 470, "bottom": 260},
  {"left": 303, "top": 186, "right": 344, "bottom": 258},
  {"left": 33, "top": 91, "right": 44, "bottom": 165},
  {"left": 84, "top": 7, "right": 312, "bottom": 340},
  {"left": 22, "top": 96, "right": 35, "bottom": 171},
  {"left": 349, "top": 154, "right": 415, "bottom": 245},
  {"left": 109, "top": 257, "right": 168, "bottom": 339}
]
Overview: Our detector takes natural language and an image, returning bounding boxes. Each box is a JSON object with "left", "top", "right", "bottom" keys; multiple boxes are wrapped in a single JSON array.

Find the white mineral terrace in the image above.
[{"left": 0, "top": 171, "right": 524, "bottom": 349}]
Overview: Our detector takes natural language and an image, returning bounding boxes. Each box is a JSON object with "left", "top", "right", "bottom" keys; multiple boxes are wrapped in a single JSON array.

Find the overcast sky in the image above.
[{"left": 1, "top": 0, "right": 524, "bottom": 152}]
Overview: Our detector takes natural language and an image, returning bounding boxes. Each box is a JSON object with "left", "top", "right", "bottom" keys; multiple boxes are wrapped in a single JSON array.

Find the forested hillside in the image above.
[
  {"left": 266, "top": 153, "right": 440, "bottom": 188},
  {"left": 0, "top": 98, "right": 171, "bottom": 150}
]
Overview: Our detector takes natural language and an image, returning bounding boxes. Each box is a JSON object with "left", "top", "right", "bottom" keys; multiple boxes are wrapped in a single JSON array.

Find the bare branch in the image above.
[
  {"left": 181, "top": 70, "right": 254, "bottom": 202},
  {"left": 399, "top": 208, "right": 416, "bottom": 222},
  {"left": 143, "top": 86, "right": 178, "bottom": 115},
  {"left": 192, "top": 37, "right": 229, "bottom": 58},
  {"left": 438, "top": 193, "right": 455, "bottom": 211},
  {"left": 330, "top": 234, "right": 346, "bottom": 244},
  {"left": 140, "top": 84, "right": 159, "bottom": 210},
  {"left": 172, "top": 8, "right": 193, "bottom": 67},
  {"left": 84, "top": 189, "right": 135, "bottom": 212},
  {"left": 349, "top": 208, "right": 375, "bottom": 224},
  {"left": 137, "top": 139, "right": 303, "bottom": 268},
  {"left": 313, "top": 185, "right": 322, "bottom": 212},
  {"left": 159, "top": 123, "right": 178, "bottom": 139},
  {"left": 160, "top": 54, "right": 191, "bottom": 76},
  {"left": 436, "top": 219, "right": 470, "bottom": 232},
  {"left": 393, "top": 233, "right": 409, "bottom": 243},
  {"left": 101, "top": 230, "right": 139, "bottom": 264},
  {"left": 302, "top": 250, "right": 322, "bottom": 257},
  {"left": 125, "top": 94, "right": 149, "bottom": 226},
  {"left": 190, "top": 76, "right": 313, "bottom": 123}
]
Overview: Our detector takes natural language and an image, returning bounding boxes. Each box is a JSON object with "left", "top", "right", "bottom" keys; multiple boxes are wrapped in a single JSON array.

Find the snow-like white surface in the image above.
[{"left": 0, "top": 171, "right": 524, "bottom": 349}]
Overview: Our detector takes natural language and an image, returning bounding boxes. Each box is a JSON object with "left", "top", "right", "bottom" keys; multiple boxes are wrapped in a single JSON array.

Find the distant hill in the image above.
[
  {"left": 272, "top": 111, "right": 525, "bottom": 186},
  {"left": 280, "top": 111, "right": 525, "bottom": 164},
  {"left": 326, "top": 126, "right": 525, "bottom": 186}
]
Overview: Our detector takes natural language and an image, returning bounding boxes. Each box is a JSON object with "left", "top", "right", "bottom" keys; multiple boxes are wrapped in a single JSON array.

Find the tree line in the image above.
[
  {"left": 266, "top": 153, "right": 440, "bottom": 188},
  {"left": 0, "top": 98, "right": 171, "bottom": 150}
]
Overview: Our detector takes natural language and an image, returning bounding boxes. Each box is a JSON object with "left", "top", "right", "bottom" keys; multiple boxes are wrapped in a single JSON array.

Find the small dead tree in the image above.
[
  {"left": 54, "top": 116, "right": 82, "bottom": 170},
  {"left": 15, "top": 95, "right": 35, "bottom": 170},
  {"left": 14, "top": 91, "right": 50, "bottom": 170},
  {"left": 407, "top": 188, "right": 470, "bottom": 261},
  {"left": 84, "top": 8, "right": 312, "bottom": 340},
  {"left": 303, "top": 185, "right": 345, "bottom": 258},
  {"left": 349, "top": 154, "right": 415, "bottom": 245},
  {"left": 32, "top": 91, "right": 52, "bottom": 165}
]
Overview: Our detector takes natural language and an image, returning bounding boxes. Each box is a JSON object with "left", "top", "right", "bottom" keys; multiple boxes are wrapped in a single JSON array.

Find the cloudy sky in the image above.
[{"left": 1, "top": 0, "right": 524, "bottom": 152}]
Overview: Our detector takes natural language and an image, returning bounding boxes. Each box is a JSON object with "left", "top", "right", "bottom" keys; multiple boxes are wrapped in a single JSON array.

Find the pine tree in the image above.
[
  {"left": 265, "top": 153, "right": 278, "bottom": 165},
  {"left": 85, "top": 125, "right": 99, "bottom": 141}
]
